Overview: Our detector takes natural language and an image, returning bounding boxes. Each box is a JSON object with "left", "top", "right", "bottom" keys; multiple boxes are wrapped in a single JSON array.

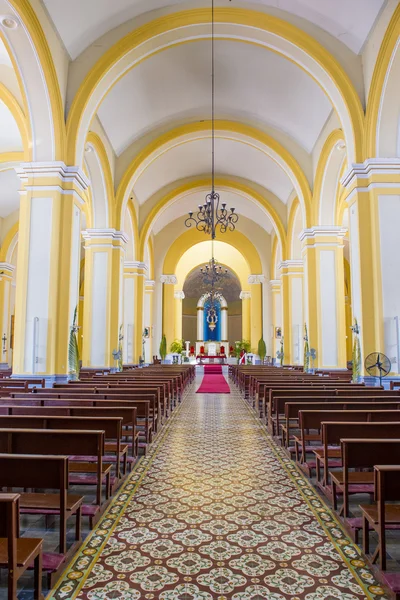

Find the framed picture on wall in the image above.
[
  {"left": 143, "top": 327, "right": 150, "bottom": 339},
  {"left": 275, "top": 326, "right": 282, "bottom": 339}
]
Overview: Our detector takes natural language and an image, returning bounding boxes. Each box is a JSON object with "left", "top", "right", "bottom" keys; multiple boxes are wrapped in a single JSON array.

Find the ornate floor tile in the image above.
[{"left": 48, "top": 381, "right": 389, "bottom": 599}]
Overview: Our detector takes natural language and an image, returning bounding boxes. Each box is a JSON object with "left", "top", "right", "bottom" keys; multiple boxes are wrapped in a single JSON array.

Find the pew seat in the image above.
[{"left": 0, "top": 493, "right": 43, "bottom": 600}]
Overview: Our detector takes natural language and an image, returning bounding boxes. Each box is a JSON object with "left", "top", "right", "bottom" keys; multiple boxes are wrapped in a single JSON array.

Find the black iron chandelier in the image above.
[
  {"left": 184, "top": 0, "right": 239, "bottom": 240},
  {"left": 200, "top": 256, "right": 228, "bottom": 287}
]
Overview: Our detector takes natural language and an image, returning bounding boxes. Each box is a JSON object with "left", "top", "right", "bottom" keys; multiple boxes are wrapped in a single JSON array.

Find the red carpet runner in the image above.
[{"left": 196, "top": 365, "right": 231, "bottom": 394}]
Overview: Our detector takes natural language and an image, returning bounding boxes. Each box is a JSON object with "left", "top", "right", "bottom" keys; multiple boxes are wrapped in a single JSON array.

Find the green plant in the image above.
[
  {"left": 303, "top": 323, "right": 310, "bottom": 373},
  {"left": 159, "top": 334, "right": 167, "bottom": 360},
  {"left": 170, "top": 339, "right": 184, "bottom": 354},
  {"left": 258, "top": 337, "right": 267, "bottom": 362},
  {"left": 68, "top": 306, "right": 80, "bottom": 381}
]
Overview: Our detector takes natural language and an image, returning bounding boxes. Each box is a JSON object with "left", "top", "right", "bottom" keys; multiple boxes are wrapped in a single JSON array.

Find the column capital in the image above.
[
  {"left": 300, "top": 227, "right": 347, "bottom": 251},
  {"left": 248, "top": 274, "right": 265, "bottom": 284},
  {"left": 278, "top": 260, "right": 303, "bottom": 275},
  {"left": 342, "top": 158, "right": 400, "bottom": 188},
  {"left": 145, "top": 280, "right": 155, "bottom": 292},
  {"left": 239, "top": 291, "right": 251, "bottom": 300},
  {"left": 124, "top": 261, "right": 148, "bottom": 276},
  {"left": 160, "top": 274, "right": 177, "bottom": 285},
  {"left": 269, "top": 279, "right": 282, "bottom": 292},
  {"left": 16, "top": 161, "right": 90, "bottom": 196},
  {"left": 82, "top": 229, "right": 129, "bottom": 244},
  {"left": 0, "top": 263, "right": 15, "bottom": 278},
  {"left": 174, "top": 290, "right": 185, "bottom": 300}
]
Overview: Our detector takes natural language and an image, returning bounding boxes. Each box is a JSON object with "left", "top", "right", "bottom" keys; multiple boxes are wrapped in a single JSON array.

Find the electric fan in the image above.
[{"left": 364, "top": 352, "right": 391, "bottom": 387}]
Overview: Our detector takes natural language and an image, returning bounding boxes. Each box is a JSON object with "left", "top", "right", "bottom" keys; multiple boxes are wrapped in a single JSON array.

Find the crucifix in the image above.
[{"left": 2, "top": 334, "right": 7, "bottom": 353}]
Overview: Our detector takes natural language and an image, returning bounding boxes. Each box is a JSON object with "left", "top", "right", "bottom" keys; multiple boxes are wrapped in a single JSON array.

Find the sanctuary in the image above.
[{"left": 0, "top": 0, "right": 399, "bottom": 598}]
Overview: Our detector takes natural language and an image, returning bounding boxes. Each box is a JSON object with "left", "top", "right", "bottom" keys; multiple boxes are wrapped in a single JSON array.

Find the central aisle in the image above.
[{"left": 50, "top": 379, "right": 387, "bottom": 600}]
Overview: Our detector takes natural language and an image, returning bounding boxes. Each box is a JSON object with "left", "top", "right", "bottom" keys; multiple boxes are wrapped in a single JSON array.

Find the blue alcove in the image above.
[{"left": 203, "top": 298, "right": 221, "bottom": 341}]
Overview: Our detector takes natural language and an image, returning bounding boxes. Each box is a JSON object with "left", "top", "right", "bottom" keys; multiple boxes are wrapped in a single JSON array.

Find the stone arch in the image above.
[
  {"left": 314, "top": 130, "right": 347, "bottom": 226},
  {"left": 365, "top": 4, "right": 400, "bottom": 158},
  {"left": 1, "top": 0, "right": 65, "bottom": 160},
  {"left": 84, "top": 132, "right": 114, "bottom": 229},
  {"left": 115, "top": 121, "right": 312, "bottom": 229},
  {"left": 140, "top": 178, "right": 287, "bottom": 265},
  {"left": 66, "top": 8, "right": 364, "bottom": 168}
]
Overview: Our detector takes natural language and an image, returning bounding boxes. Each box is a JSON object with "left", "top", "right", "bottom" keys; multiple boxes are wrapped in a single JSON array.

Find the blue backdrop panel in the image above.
[{"left": 204, "top": 299, "right": 221, "bottom": 341}]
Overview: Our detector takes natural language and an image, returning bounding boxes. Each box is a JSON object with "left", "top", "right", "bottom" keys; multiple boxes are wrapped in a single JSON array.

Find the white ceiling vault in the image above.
[
  {"left": 38, "top": 0, "right": 387, "bottom": 239},
  {"left": 42, "top": 0, "right": 386, "bottom": 60},
  {"left": 97, "top": 41, "right": 332, "bottom": 156}
]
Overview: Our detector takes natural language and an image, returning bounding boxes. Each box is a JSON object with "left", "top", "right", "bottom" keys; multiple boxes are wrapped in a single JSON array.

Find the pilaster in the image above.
[
  {"left": 174, "top": 290, "right": 185, "bottom": 341},
  {"left": 279, "top": 261, "right": 303, "bottom": 365},
  {"left": 239, "top": 290, "right": 251, "bottom": 343},
  {"left": 269, "top": 279, "right": 282, "bottom": 360},
  {"left": 14, "top": 162, "right": 89, "bottom": 377},
  {"left": 0, "top": 264, "right": 15, "bottom": 367},
  {"left": 300, "top": 227, "right": 347, "bottom": 368},
  {"left": 160, "top": 274, "right": 177, "bottom": 351},
  {"left": 81, "top": 229, "right": 128, "bottom": 368}
]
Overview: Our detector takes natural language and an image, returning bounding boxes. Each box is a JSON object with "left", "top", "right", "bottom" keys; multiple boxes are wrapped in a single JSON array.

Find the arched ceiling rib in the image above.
[
  {"left": 97, "top": 40, "right": 332, "bottom": 156},
  {"left": 133, "top": 137, "right": 294, "bottom": 206},
  {"left": 43, "top": 0, "right": 385, "bottom": 60}
]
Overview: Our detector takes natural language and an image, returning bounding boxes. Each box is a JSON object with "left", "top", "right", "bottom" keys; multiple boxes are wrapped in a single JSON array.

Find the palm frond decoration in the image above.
[
  {"left": 351, "top": 318, "right": 361, "bottom": 383},
  {"left": 303, "top": 323, "right": 310, "bottom": 373},
  {"left": 118, "top": 324, "right": 124, "bottom": 372},
  {"left": 68, "top": 306, "right": 80, "bottom": 381}
]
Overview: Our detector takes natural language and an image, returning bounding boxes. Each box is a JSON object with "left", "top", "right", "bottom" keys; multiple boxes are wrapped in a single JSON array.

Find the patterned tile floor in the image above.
[{"left": 48, "top": 374, "right": 390, "bottom": 600}]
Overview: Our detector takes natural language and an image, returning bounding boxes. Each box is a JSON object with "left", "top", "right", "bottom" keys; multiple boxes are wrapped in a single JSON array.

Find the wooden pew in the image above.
[
  {"left": 281, "top": 401, "right": 400, "bottom": 448},
  {"left": 0, "top": 492, "right": 43, "bottom": 600},
  {"left": 295, "top": 410, "right": 400, "bottom": 477},
  {"left": 360, "top": 465, "right": 400, "bottom": 572},
  {"left": 0, "top": 428, "right": 105, "bottom": 525},
  {"left": 4, "top": 396, "right": 153, "bottom": 447},
  {"left": 0, "top": 414, "right": 125, "bottom": 480},
  {"left": 268, "top": 390, "right": 399, "bottom": 435},
  {"left": 0, "top": 405, "right": 139, "bottom": 459},
  {"left": 0, "top": 454, "right": 83, "bottom": 556},
  {"left": 329, "top": 433, "right": 400, "bottom": 517}
]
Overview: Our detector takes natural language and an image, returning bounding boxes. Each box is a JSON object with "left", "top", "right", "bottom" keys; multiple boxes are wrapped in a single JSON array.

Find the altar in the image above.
[
  {"left": 196, "top": 354, "right": 227, "bottom": 364},
  {"left": 195, "top": 341, "right": 224, "bottom": 355}
]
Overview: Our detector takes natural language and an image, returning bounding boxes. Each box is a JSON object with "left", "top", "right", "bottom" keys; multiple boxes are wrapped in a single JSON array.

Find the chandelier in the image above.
[
  {"left": 200, "top": 256, "right": 228, "bottom": 287},
  {"left": 184, "top": 0, "right": 239, "bottom": 240}
]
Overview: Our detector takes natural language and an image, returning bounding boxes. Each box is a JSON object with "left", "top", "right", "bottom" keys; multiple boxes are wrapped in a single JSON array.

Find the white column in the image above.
[
  {"left": 221, "top": 306, "right": 228, "bottom": 342},
  {"left": 123, "top": 262, "right": 135, "bottom": 365},
  {"left": 197, "top": 306, "right": 204, "bottom": 342}
]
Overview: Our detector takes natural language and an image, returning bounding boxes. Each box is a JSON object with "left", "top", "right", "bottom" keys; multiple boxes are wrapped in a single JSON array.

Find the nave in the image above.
[{"left": 48, "top": 372, "right": 387, "bottom": 600}]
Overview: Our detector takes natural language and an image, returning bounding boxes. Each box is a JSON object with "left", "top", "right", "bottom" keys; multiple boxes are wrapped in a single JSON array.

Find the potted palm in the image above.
[
  {"left": 68, "top": 306, "right": 80, "bottom": 381},
  {"left": 159, "top": 334, "right": 167, "bottom": 363},
  {"left": 258, "top": 337, "right": 267, "bottom": 364}
]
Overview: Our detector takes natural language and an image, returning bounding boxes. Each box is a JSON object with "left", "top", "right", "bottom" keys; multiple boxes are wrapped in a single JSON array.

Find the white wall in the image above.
[{"left": 379, "top": 194, "right": 400, "bottom": 372}]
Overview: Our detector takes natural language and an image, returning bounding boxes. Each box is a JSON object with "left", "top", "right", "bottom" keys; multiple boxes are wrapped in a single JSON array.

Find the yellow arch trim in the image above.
[
  {"left": 313, "top": 129, "right": 345, "bottom": 224},
  {"left": 115, "top": 120, "right": 312, "bottom": 227},
  {"left": 335, "top": 159, "right": 348, "bottom": 227},
  {"left": 147, "top": 235, "right": 154, "bottom": 280},
  {"left": 0, "top": 83, "right": 30, "bottom": 160},
  {"left": 271, "top": 235, "right": 278, "bottom": 280},
  {"left": 139, "top": 177, "right": 287, "bottom": 262},
  {"left": 66, "top": 8, "right": 364, "bottom": 166},
  {"left": 164, "top": 228, "right": 262, "bottom": 277},
  {"left": 86, "top": 132, "right": 115, "bottom": 228},
  {"left": 126, "top": 198, "right": 139, "bottom": 261},
  {"left": 365, "top": 3, "right": 400, "bottom": 158},
  {"left": 0, "top": 152, "right": 24, "bottom": 164},
  {"left": 7, "top": 0, "right": 66, "bottom": 160},
  {"left": 287, "top": 198, "right": 301, "bottom": 260},
  {"left": 0, "top": 222, "right": 19, "bottom": 262}
]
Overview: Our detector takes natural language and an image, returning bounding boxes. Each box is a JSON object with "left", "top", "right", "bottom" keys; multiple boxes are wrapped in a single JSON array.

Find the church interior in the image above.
[{"left": 0, "top": 0, "right": 400, "bottom": 598}]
